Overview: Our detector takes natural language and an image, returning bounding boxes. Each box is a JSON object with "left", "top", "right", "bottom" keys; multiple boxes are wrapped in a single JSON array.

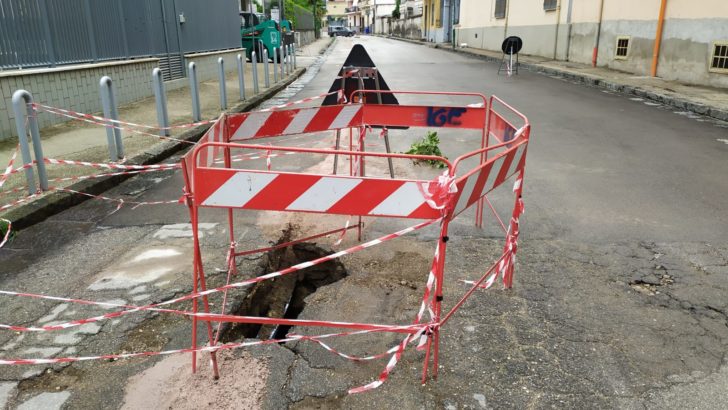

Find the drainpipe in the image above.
[
  {"left": 552, "top": 0, "right": 563, "bottom": 60},
  {"left": 503, "top": 0, "right": 510, "bottom": 39},
  {"left": 565, "top": 0, "right": 574, "bottom": 60},
  {"left": 651, "top": 0, "right": 668, "bottom": 76},
  {"left": 592, "top": 0, "right": 605, "bottom": 67}
]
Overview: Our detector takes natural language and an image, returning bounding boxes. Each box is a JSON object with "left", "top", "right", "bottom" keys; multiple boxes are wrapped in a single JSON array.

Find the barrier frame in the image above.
[{"left": 180, "top": 90, "right": 530, "bottom": 390}]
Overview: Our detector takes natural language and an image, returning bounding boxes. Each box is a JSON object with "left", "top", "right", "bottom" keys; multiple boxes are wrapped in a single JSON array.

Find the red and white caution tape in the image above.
[
  {"left": 0, "top": 193, "right": 40, "bottom": 212},
  {"left": 350, "top": 241, "right": 442, "bottom": 393},
  {"left": 33, "top": 103, "right": 215, "bottom": 131},
  {"left": 0, "top": 145, "right": 19, "bottom": 190},
  {"left": 44, "top": 158, "right": 180, "bottom": 171},
  {"left": 33, "top": 105, "right": 195, "bottom": 145},
  {"left": 0, "top": 326, "right": 421, "bottom": 366},
  {"left": 0, "top": 218, "right": 11, "bottom": 248},
  {"left": 0, "top": 218, "right": 440, "bottom": 333}
]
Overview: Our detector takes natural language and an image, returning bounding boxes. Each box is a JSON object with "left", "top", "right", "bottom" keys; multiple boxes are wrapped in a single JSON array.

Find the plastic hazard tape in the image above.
[
  {"left": 33, "top": 105, "right": 195, "bottom": 145},
  {"left": 0, "top": 193, "right": 41, "bottom": 212},
  {"left": 0, "top": 218, "right": 440, "bottom": 333},
  {"left": 0, "top": 145, "right": 19, "bottom": 190},
  {"left": 0, "top": 168, "right": 177, "bottom": 200},
  {"left": 32, "top": 103, "right": 215, "bottom": 131},
  {"left": 0, "top": 218, "right": 11, "bottom": 248},
  {"left": 44, "top": 158, "right": 180, "bottom": 171},
  {"left": 0, "top": 326, "right": 424, "bottom": 366}
]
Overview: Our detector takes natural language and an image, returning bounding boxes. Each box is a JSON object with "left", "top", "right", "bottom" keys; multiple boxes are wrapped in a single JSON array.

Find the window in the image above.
[
  {"left": 495, "top": 0, "right": 507, "bottom": 19},
  {"left": 615, "top": 36, "right": 630, "bottom": 59},
  {"left": 543, "top": 0, "right": 558, "bottom": 11},
  {"left": 710, "top": 42, "right": 728, "bottom": 73}
]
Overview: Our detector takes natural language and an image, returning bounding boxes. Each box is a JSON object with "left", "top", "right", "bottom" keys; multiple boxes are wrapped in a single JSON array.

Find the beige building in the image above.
[
  {"left": 326, "top": 0, "right": 347, "bottom": 29},
  {"left": 454, "top": 0, "right": 728, "bottom": 88}
]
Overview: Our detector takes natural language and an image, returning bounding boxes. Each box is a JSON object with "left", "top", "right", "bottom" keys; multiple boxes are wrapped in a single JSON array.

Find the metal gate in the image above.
[{"left": 0, "top": 0, "right": 240, "bottom": 80}]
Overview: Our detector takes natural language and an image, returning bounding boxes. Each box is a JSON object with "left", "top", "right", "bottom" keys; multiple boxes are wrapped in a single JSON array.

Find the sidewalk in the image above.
[
  {"left": 0, "top": 37, "right": 333, "bottom": 227},
  {"left": 387, "top": 36, "right": 728, "bottom": 122}
]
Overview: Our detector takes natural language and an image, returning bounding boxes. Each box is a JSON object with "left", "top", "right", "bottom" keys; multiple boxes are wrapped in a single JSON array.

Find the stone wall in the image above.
[{"left": 0, "top": 58, "right": 158, "bottom": 141}]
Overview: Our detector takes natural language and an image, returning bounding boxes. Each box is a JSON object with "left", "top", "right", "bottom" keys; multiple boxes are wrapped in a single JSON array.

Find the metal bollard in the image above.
[
  {"left": 237, "top": 54, "right": 246, "bottom": 101},
  {"left": 152, "top": 68, "right": 169, "bottom": 136},
  {"left": 273, "top": 47, "right": 279, "bottom": 83},
  {"left": 292, "top": 44, "right": 297, "bottom": 69},
  {"left": 218, "top": 57, "right": 227, "bottom": 110},
  {"left": 288, "top": 45, "right": 294, "bottom": 73},
  {"left": 99, "top": 76, "right": 124, "bottom": 160},
  {"left": 11, "top": 90, "right": 48, "bottom": 194},
  {"left": 251, "top": 51, "right": 259, "bottom": 94},
  {"left": 188, "top": 62, "right": 201, "bottom": 122},
  {"left": 263, "top": 49, "right": 270, "bottom": 88},
  {"left": 281, "top": 45, "right": 287, "bottom": 77}
]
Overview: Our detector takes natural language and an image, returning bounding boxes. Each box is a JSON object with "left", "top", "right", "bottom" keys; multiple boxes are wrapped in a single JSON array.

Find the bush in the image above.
[{"left": 404, "top": 131, "right": 447, "bottom": 168}]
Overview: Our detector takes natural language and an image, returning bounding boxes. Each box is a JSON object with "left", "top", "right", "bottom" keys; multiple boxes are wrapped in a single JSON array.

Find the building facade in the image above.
[
  {"left": 454, "top": 0, "right": 728, "bottom": 88},
  {"left": 423, "top": 0, "right": 458, "bottom": 43},
  {"left": 326, "top": 0, "right": 348, "bottom": 29}
]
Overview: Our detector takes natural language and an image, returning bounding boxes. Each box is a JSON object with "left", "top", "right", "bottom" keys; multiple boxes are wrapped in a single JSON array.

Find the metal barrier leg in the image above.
[
  {"left": 11, "top": 90, "right": 48, "bottom": 194},
  {"left": 189, "top": 204, "right": 220, "bottom": 378},
  {"left": 188, "top": 63, "right": 201, "bottom": 122},
  {"left": 251, "top": 52, "right": 259, "bottom": 94},
  {"left": 99, "top": 77, "right": 119, "bottom": 161},
  {"left": 152, "top": 68, "right": 170, "bottom": 137},
  {"left": 332, "top": 129, "right": 341, "bottom": 175},
  {"left": 237, "top": 54, "right": 246, "bottom": 101},
  {"left": 218, "top": 58, "right": 227, "bottom": 110},
  {"left": 382, "top": 129, "right": 395, "bottom": 179}
]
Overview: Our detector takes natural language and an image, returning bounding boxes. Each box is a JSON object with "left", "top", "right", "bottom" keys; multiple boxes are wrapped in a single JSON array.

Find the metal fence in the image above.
[{"left": 0, "top": 0, "right": 241, "bottom": 80}]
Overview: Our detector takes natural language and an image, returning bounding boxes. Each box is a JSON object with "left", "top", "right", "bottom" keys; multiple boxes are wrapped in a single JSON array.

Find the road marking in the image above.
[{"left": 718, "top": 139, "right": 728, "bottom": 145}]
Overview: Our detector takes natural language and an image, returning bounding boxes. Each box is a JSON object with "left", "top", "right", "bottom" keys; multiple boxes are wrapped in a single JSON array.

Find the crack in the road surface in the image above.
[{"left": 220, "top": 225, "right": 348, "bottom": 343}]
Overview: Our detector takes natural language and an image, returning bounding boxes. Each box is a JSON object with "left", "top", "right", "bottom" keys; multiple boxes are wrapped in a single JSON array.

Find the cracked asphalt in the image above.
[{"left": 1, "top": 35, "right": 728, "bottom": 409}]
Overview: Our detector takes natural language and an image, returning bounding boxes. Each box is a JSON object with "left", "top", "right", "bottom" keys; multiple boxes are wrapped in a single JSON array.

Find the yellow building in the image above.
[
  {"left": 454, "top": 0, "right": 728, "bottom": 88},
  {"left": 326, "top": 0, "right": 348, "bottom": 29}
]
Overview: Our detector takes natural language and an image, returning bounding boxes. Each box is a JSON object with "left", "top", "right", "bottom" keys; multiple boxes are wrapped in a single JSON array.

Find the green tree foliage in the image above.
[{"left": 392, "top": 0, "right": 401, "bottom": 19}]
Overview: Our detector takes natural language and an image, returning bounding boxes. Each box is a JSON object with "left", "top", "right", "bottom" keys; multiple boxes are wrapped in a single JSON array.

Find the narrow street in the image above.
[{"left": 1, "top": 36, "right": 727, "bottom": 409}]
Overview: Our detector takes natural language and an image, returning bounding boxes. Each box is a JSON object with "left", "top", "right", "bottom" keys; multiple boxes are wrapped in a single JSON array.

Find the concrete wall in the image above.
[
  {"left": 453, "top": 0, "right": 728, "bottom": 88},
  {"left": 296, "top": 30, "right": 317, "bottom": 47},
  {"left": 183, "top": 48, "right": 245, "bottom": 83},
  {"left": 0, "top": 59, "right": 158, "bottom": 141},
  {"left": 388, "top": 16, "right": 424, "bottom": 40}
]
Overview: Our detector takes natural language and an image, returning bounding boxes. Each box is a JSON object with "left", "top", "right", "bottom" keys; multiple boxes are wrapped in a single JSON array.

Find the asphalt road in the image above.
[{"left": 1, "top": 36, "right": 727, "bottom": 409}]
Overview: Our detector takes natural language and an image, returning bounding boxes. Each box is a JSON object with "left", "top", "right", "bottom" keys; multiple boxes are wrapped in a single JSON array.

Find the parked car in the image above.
[{"left": 330, "top": 26, "right": 355, "bottom": 37}]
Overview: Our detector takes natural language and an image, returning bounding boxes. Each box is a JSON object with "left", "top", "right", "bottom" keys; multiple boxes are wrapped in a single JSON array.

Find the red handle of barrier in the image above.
[
  {"left": 450, "top": 130, "right": 529, "bottom": 176},
  {"left": 191, "top": 142, "right": 453, "bottom": 172},
  {"left": 348, "top": 89, "right": 489, "bottom": 108}
]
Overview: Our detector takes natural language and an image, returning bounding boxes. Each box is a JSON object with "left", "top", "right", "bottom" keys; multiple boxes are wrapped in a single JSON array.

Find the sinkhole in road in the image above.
[{"left": 220, "top": 228, "right": 348, "bottom": 343}]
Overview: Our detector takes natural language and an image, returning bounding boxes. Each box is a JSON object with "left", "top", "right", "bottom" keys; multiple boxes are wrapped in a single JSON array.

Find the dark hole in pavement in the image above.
[{"left": 219, "top": 226, "right": 347, "bottom": 343}]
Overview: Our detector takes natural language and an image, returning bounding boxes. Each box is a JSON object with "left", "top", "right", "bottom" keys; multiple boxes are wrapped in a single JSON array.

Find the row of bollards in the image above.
[{"left": 10, "top": 45, "right": 298, "bottom": 194}]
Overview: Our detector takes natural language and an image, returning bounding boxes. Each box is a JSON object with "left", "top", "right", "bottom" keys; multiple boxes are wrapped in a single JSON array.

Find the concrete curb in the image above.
[
  {"left": 379, "top": 35, "right": 728, "bottom": 122},
  {"left": 4, "top": 67, "right": 308, "bottom": 231}
]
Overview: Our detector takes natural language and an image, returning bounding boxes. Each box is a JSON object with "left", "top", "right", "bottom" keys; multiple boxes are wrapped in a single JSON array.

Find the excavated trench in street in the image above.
[{"left": 220, "top": 226, "right": 348, "bottom": 343}]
